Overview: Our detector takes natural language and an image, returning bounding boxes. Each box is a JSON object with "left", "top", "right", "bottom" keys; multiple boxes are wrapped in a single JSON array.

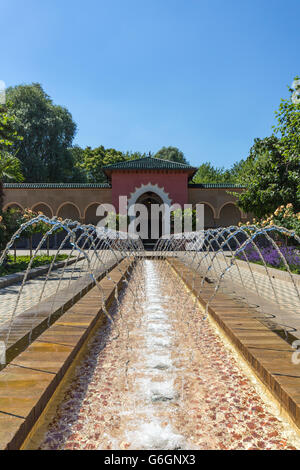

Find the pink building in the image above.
[{"left": 3, "top": 156, "right": 249, "bottom": 244}]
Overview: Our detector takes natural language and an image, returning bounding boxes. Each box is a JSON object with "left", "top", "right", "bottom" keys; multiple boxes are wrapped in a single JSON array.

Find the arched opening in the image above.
[
  {"left": 4, "top": 203, "right": 23, "bottom": 213},
  {"left": 85, "top": 203, "right": 102, "bottom": 226},
  {"left": 57, "top": 203, "right": 81, "bottom": 222},
  {"left": 218, "top": 203, "right": 242, "bottom": 227},
  {"left": 56, "top": 203, "right": 81, "bottom": 249},
  {"left": 203, "top": 204, "right": 215, "bottom": 229},
  {"left": 32, "top": 203, "right": 53, "bottom": 218},
  {"left": 30, "top": 204, "right": 53, "bottom": 249},
  {"left": 136, "top": 191, "right": 164, "bottom": 249},
  {"left": 3, "top": 203, "right": 26, "bottom": 248}
]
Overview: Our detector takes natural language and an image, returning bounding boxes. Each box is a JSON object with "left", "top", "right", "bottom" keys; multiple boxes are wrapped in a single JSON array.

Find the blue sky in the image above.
[{"left": 1, "top": 0, "right": 299, "bottom": 168}]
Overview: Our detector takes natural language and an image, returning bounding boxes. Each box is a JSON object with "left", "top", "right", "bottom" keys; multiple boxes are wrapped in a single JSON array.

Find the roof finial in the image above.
[{"left": 148, "top": 151, "right": 152, "bottom": 158}]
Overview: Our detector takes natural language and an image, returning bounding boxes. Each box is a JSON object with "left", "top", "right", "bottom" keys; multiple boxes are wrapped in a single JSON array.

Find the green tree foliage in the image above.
[
  {"left": 192, "top": 160, "right": 253, "bottom": 185},
  {"left": 6, "top": 83, "right": 77, "bottom": 182},
  {"left": 65, "top": 147, "right": 148, "bottom": 183},
  {"left": 0, "top": 105, "right": 23, "bottom": 208},
  {"left": 79, "top": 146, "right": 127, "bottom": 183},
  {"left": 154, "top": 146, "right": 189, "bottom": 164},
  {"left": 64, "top": 146, "right": 87, "bottom": 182},
  {"left": 0, "top": 209, "right": 22, "bottom": 252},
  {"left": 235, "top": 79, "right": 300, "bottom": 218},
  {"left": 235, "top": 136, "right": 300, "bottom": 218},
  {"left": 0, "top": 154, "right": 23, "bottom": 183},
  {"left": 273, "top": 77, "right": 300, "bottom": 163},
  {"left": 229, "top": 159, "right": 255, "bottom": 185},
  {"left": 192, "top": 162, "right": 232, "bottom": 183},
  {"left": 124, "top": 151, "right": 147, "bottom": 160},
  {"left": 0, "top": 105, "right": 20, "bottom": 151}
]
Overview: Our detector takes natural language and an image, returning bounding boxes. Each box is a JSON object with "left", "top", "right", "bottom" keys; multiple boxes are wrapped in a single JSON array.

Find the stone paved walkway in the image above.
[
  {"left": 181, "top": 252, "right": 300, "bottom": 337},
  {"left": 0, "top": 251, "right": 119, "bottom": 327},
  {"left": 2, "top": 249, "right": 300, "bottom": 337}
]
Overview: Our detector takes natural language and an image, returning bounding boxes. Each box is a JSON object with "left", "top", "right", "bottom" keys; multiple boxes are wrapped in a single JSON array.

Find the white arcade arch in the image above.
[{"left": 127, "top": 183, "right": 172, "bottom": 238}]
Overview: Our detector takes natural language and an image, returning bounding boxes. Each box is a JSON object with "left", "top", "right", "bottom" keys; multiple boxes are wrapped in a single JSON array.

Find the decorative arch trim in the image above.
[
  {"left": 196, "top": 201, "right": 217, "bottom": 219},
  {"left": 31, "top": 202, "right": 54, "bottom": 217},
  {"left": 217, "top": 201, "right": 242, "bottom": 219},
  {"left": 127, "top": 183, "right": 172, "bottom": 208},
  {"left": 84, "top": 202, "right": 103, "bottom": 219},
  {"left": 56, "top": 201, "right": 82, "bottom": 219},
  {"left": 3, "top": 202, "right": 24, "bottom": 212}
]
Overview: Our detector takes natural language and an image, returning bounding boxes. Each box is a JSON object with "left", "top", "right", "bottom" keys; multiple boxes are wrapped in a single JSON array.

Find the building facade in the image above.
[{"left": 3, "top": 157, "right": 249, "bottom": 229}]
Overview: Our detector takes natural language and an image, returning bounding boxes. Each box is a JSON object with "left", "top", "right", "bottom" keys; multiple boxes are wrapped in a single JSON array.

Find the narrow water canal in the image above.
[{"left": 25, "top": 260, "right": 300, "bottom": 450}]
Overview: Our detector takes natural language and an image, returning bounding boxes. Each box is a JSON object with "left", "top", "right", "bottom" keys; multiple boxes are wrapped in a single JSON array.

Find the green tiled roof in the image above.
[
  {"left": 103, "top": 156, "right": 196, "bottom": 171},
  {"left": 3, "top": 182, "right": 245, "bottom": 190},
  {"left": 189, "top": 183, "right": 246, "bottom": 188},
  {"left": 4, "top": 183, "right": 111, "bottom": 189}
]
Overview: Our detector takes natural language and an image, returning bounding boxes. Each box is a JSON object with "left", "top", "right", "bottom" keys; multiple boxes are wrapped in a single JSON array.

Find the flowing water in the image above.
[
  {"left": 24, "top": 259, "right": 300, "bottom": 450},
  {"left": 157, "top": 226, "right": 300, "bottom": 337},
  {"left": 0, "top": 216, "right": 142, "bottom": 360},
  {"left": 1, "top": 218, "right": 300, "bottom": 449}
]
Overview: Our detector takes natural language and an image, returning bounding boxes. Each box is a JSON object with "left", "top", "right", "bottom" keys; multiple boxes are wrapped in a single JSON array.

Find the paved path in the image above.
[
  {"left": 0, "top": 251, "right": 120, "bottom": 327},
  {"left": 2, "top": 248, "right": 300, "bottom": 338},
  {"left": 180, "top": 252, "right": 300, "bottom": 337}
]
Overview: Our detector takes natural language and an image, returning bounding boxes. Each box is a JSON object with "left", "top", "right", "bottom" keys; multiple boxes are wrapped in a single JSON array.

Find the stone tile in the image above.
[
  {"left": 56, "top": 312, "right": 98, "bottom": 328},
  {"left": 36, "top": 324, "right": 88, "bottom": 347},
  {"left": 0, "top": 412, "right": 25, "bottom": 450},
  {"left": 11, "top": 341, "right": 73, "bottom": 374},
  {"left": 0, "top": 365, "right": 54, "bottom": 420},
  {"left": 0, "top": 256, "right": 118, "bottom": 328}
]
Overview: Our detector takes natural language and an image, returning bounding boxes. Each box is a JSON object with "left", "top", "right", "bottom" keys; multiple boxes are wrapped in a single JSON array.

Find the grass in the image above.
[{"left": 0, "top": 254, "right": 70, "bottom": 277}]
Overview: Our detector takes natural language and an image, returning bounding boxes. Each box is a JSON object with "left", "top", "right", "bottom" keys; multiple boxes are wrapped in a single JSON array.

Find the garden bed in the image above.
[
  {"left": 0, "top": 254, "right": 82, "bottom": 290},
  {"left": 236, "top": 245, "right": 300, "bottom": 275},
  {"left": 0, "top": 254, "right": 70, "bottom": 277}
]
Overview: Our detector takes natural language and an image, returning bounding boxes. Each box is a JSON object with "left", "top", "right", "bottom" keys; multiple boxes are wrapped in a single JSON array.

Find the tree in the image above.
[
  {"left": 63, "top": 146, "right": 87, "bottom": 182},
  {"left": 0, "top": 208, "right": 22, "bottom": 254},
  {"left": 192, "top": 162, "right": 232, "bottom": 184},
  {"left": 235, "top": 136, "right": 300, "bottom": 218},
  {"left": 229, "top": 159, "right": 255, "bottom": 185},
  {"left": 154, "top": 146, "right": 190, "bottom": 164},
  {"left": 6, "top": 83, "right": 77, "bottom": 182},
  {"left": 80, "top": 146, "right": 127, "bottom": 183},
  {"left": 0, "top": 104, "right": 20, "bottom": 151},
  {"left": 235, "top": 79, "right": 300, "bottom": 218},
  {"left": 124, "top": 151, "right": 147, "bottom": 160},
  {"left": 0, "top": 105, "right": 23, "bottom": 208},
  {"left": 191, "top": 159, "right": 256, "bottom": 185},
  {"left": 273, "top": 77, "right": 300, "bottom": 164}
]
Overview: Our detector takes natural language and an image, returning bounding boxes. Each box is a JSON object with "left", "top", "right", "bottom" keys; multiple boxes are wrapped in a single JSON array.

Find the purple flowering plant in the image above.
[
  {"left": 237, "top": 203, "right": 300, "bottom": 273},
  {"left": 237, "top": 243, "right": 300, "bottom": 274}
]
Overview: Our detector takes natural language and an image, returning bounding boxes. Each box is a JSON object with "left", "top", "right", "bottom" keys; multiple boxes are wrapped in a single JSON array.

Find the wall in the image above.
[
  {"left": 3, "top": 185, "right": 249, "bottom": 228},
  {"left": 188, "top": 187, "right": 248, "bottom": 228},
  {"left": 3, "top": 188, "right": 112, "bottom": 223},
  {"left": 111, "top": 171, "right": 189, "bottom": 210}
]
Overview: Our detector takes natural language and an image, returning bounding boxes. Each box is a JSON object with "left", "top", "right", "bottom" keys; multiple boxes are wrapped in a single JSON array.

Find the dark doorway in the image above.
[{"left": 136, "top": 191, "right": 163, "bottom": 250}]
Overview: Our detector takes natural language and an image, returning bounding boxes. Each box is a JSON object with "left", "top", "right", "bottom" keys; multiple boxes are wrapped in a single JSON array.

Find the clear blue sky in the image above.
[{"left": 1, "top": 0, "right": 299, "bottom": 168}]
